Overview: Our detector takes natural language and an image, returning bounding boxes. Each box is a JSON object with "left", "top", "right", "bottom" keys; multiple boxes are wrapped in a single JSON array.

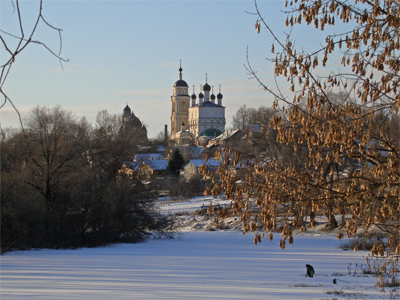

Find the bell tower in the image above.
[{"left": 171, "top": 61, "right": 190, "bottom": 136}]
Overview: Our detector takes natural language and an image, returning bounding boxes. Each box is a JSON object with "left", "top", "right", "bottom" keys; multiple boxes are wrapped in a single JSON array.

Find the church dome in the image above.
[
  {"left": 211, "top": 93, "right": 216, "bottom": 100},
  {"left": 123, "top": 105, "right": 131, "bottom": 116},
  {"left": 191, "top": 93, "right": 197, "bottom": 100},
  {"left": 174, "top": 80, "right": 188, "bottom": 87},
  {"left": 199, "top": 92, "right": 204, "bottom": 98},
  {"left": 203, "top": 83, "right": 211, "bottom": 91},
  {"left": 174, "top": 65, "right": 188, "bottom": 87},
  {"left": 201, "top": 128, "right": 222, "bottom": 137},
  {"left": 217, "top": 92, "right": 223, "bottom": 99}
]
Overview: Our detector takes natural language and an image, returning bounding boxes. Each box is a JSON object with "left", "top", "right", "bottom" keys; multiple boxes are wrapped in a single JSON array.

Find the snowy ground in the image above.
[
  {"left": 1, "top": 196, "right": 393, "bottom": 300},
  {"left": 157, "top": 195, "right": 231, "bottom": 215}
]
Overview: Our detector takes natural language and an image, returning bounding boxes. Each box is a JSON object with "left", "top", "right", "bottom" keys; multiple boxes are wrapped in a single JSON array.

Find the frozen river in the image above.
[{"left": 1, "top": 231, "right": 381, "bottom": 299}]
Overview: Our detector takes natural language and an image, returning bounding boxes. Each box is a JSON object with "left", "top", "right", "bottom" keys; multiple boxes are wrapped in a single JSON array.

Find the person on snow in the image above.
[{"left": 306, "top": 264, "right": 315, "bottom": 278}]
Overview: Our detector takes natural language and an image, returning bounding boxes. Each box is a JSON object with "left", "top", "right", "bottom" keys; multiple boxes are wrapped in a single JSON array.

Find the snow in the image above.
[
  {"left": 144, "top": 159, "right": 169, "bottom": 170},
  {"left": 182, "top": 159, "right": 221, "bottom": 168},
  {"left": 157, "top": 196, "right": 230, "bottom": 216},
  {"left": 0, "top": 196, "right": 389, "bottom": 299}
]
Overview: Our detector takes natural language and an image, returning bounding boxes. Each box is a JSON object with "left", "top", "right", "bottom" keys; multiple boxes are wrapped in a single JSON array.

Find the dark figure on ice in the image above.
[{"left": 306, "top": 264, "right": 315, "bottom": 278}]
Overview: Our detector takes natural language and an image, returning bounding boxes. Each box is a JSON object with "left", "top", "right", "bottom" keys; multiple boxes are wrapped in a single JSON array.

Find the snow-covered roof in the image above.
[
  {"left": 124, "top": 161, "right": 141, "bottom": 171},
  {"left": 183, "top": 159, "right": 221, "bottom": 168},
  {"left": 142, "top": 159, "right": 169, "bottom": 171},
  {"left": 207, "top": 129, "right": 241, "bottom": 148},
  {"left": 190, "top": 146, "right": 205, "bottom": 158},
  {"left": 215, "top": 129, "right": 241, "bottom": 141}
]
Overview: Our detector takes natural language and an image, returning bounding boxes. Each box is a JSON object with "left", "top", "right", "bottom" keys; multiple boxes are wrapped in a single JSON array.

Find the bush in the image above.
[{"left": 340, "top": 236, "right": 386, "bottom": 252}]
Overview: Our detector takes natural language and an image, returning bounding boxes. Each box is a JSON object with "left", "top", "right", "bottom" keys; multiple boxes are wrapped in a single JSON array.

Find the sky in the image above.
[{"left": 0, "top": 0, "right": 343, "bottom": 138}]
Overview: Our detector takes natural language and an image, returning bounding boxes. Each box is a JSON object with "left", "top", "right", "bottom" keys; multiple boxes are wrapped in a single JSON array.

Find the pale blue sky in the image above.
[{"left": 1, "top": 0, "right": 342, "bottom": 138}]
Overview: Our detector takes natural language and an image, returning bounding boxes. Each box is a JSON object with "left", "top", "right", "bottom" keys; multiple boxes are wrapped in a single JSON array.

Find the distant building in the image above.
[
  {"left": 138, "top": 159, "right": 169, "bottom": 179},
  {"left": 170, "top": 63, "right": 226, "bottom": 145},
  {"left": 118, "top": 161, "right": 141, "bottom": 179},
  {"left": 121, "top": 159, "right": 169, "bottom": 180},
  {"left": 170, "top": 65, "right": 190, "bottom": 138},
  {"left": 180, "top": 159, "right": 221, "bottom": 182},
  {"left": 188, "top": 81, "right": 225, "bottom": 139},
  {"left": 122, "top": 104, "right": 148, "bottom": 142},
  {"left": 207, "top": 129, "right": 243, "bottom": 149}
]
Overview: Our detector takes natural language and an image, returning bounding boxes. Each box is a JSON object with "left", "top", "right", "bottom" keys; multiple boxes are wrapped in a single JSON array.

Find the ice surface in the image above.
[{"left": 1, "top": 231, "right": 382, "bottom": 300}]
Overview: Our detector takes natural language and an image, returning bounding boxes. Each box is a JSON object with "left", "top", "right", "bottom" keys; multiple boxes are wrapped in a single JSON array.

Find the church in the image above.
[
  {"left": 170, "top": 64, "right": 226, "bottom": 145},
  {"left": 122, "top": 104, "right": 148, "bottom": 142}
]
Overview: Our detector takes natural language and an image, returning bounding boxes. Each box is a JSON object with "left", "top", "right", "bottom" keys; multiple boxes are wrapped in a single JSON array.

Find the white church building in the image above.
[{"left": 170, "top": 64, "right": 226, "bottom": 145}]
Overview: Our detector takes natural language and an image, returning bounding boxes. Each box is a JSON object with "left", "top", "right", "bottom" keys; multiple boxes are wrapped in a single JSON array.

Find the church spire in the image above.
[
  {"left": 179, "top": 60, "right": 183, "bottom": 80},
  {"left": 211, "top": 85, "right": 216, "bottom": 103},
  {"left": 217, "top": 84, "right": 223, "bottom": 106}
]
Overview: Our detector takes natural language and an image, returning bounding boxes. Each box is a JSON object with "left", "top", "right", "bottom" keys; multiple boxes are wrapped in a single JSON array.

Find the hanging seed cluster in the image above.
[{"left": 202, "top": 0, "right": 400, "bottom": 253}]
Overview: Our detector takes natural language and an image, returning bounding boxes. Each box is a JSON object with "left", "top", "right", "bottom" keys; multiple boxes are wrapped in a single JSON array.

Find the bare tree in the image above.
[
  {"left": 232, "top": 105, "right": 252, "bottom": 131},
  {"left": 0, "top": 0, "right": 68, "bottom": 133},
  {"left": 232, "top": 105, "right": 275, "bottom": 132},
  {"left": 92, "top": 110, "right": 148, "bottom": 179},
  {"left": 21, "top": 106, "right": 89, "bottom": 222}
]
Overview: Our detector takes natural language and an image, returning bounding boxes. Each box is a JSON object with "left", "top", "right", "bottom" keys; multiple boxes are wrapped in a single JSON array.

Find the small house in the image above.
[
  {"left": 180, "top": 159, "right": 221, "bottom": 182},
  {"left": 119, "top": 161, "right": 141, "bottom": 179},
  {"left": 138, "top": 159, "right": 169, "bottom": 179}
]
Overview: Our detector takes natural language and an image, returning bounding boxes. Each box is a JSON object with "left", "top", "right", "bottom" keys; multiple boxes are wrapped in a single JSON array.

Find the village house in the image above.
[
  {"left": 138, "top": 159, "right": 169, "bottom": 179},
  {"left": 206, "top": 129, "right": 243, "bottom": 149},
  {"left": 119, "top": 161, "right": 141, "bottom": 179},
  {"left": 180, "top": 159, "right": 221, "bottom": 182}
]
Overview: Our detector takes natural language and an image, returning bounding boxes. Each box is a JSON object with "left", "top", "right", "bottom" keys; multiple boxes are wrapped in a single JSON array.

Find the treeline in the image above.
[{"left": 1, "top": 106, "right": 173, "bottom": 253}]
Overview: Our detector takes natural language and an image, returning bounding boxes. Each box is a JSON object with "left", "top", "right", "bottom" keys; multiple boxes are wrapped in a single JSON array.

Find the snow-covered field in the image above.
[
  {"left": 157, "top": 196, "right": 231, "bottom": 215},
  {"left": 0, "top": 197, "right": 391, "bottom": 299}
]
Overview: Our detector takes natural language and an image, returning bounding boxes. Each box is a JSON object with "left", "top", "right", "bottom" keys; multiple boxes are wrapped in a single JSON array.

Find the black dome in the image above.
[
  {"left": 174, "top": 79, "right": 188, "bottom": 87},
  {"left": 203, "top": 83, "right": 211, "bottom": 91},
  {"left": 191, "top": 93, "right": 197, "bottom": 99},
  {"left": 211, "top": 93, "right": 216, "bottom": 100},
  {"left": 199, "top": 92, "right": 204, "bottom": 98},
  {"left": 123, "top": 105, "right": 131, "bottom": 116},
  {"left": 217, "top": 93, "right": 223, "bottom": 99}
]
